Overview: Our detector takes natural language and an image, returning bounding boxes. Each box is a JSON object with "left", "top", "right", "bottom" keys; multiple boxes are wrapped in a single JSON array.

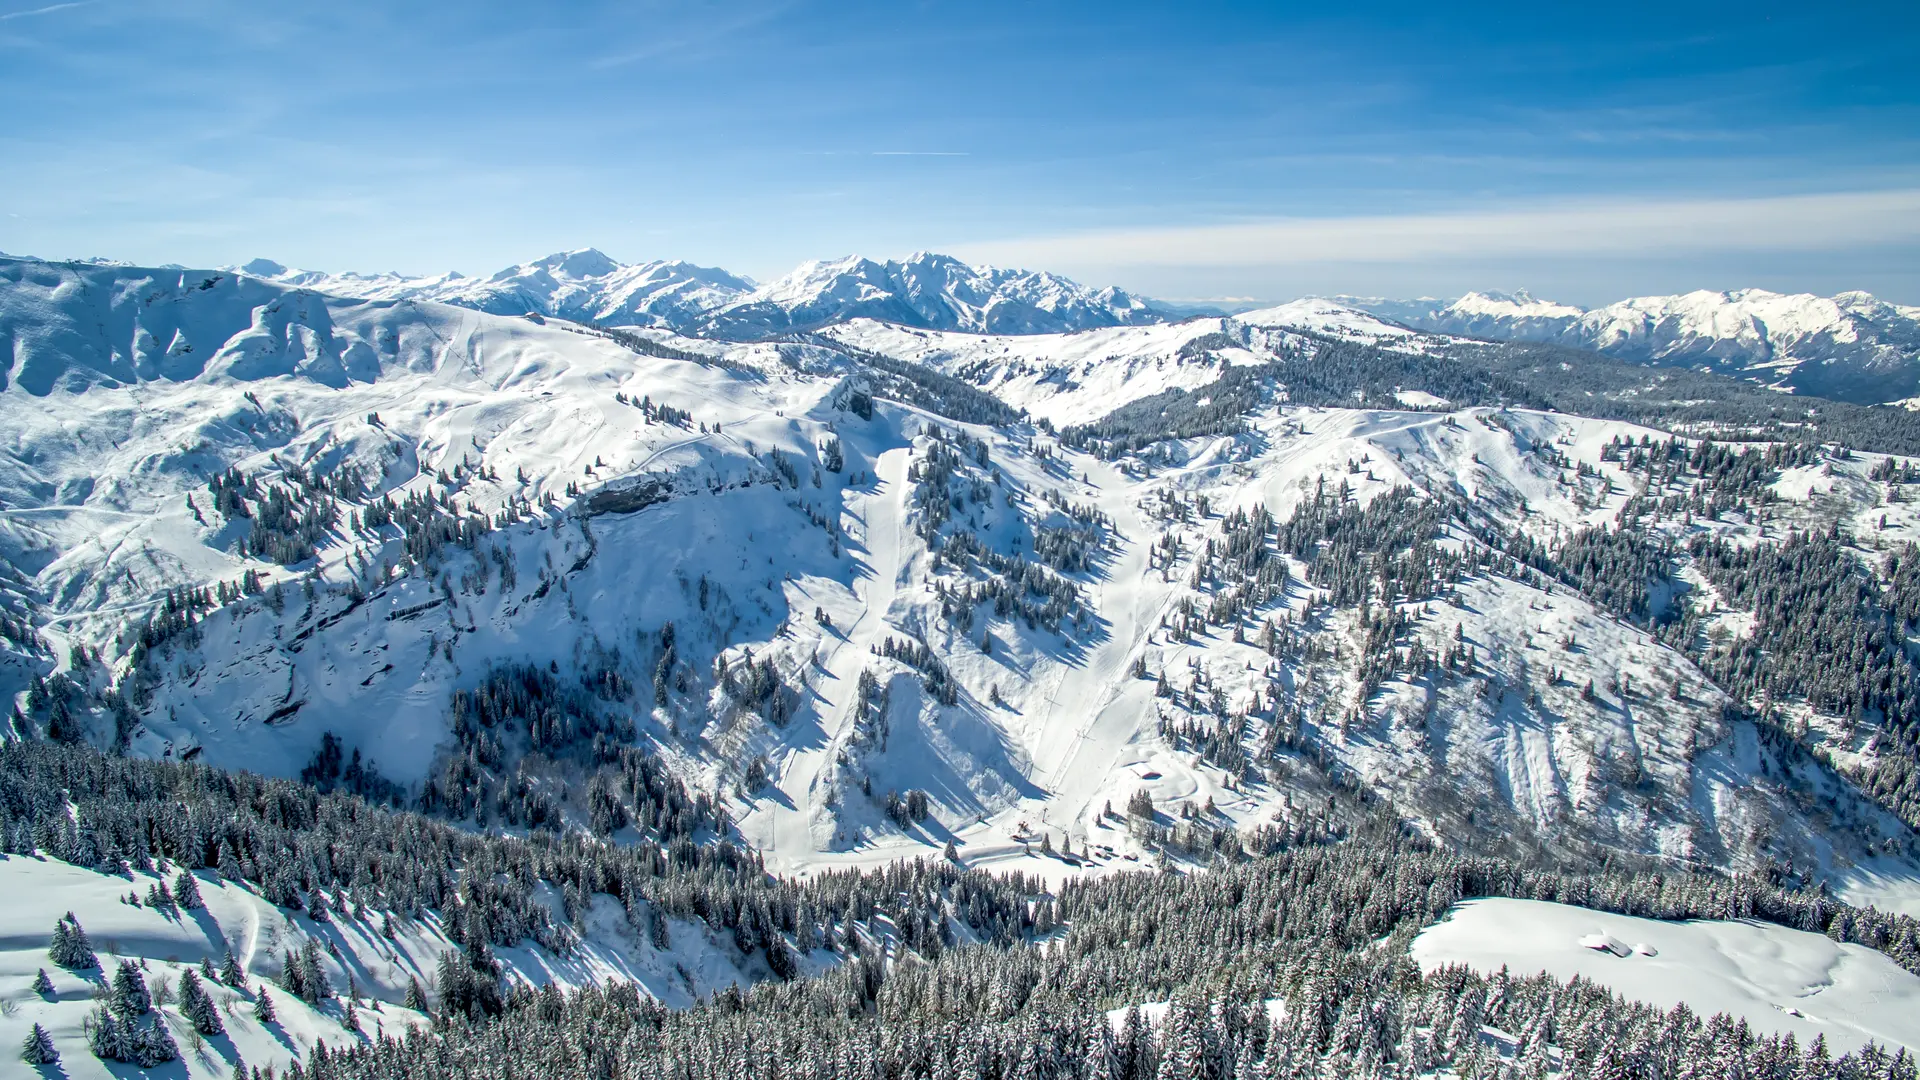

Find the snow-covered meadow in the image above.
[{"left": 1413, "top": 897, "right": 1920, "bottom": 1055}]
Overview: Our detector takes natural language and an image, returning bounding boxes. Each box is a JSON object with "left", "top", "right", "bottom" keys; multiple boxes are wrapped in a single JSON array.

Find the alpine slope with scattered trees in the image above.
[{"left": 9, "top": 250, "right": 1920, "bottom": 1071}]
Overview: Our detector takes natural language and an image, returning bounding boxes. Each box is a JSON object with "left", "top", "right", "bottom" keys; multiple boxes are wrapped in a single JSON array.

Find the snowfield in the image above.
[{"left": 1413, "top": 897, "right": 1920, "bottom": 1055}]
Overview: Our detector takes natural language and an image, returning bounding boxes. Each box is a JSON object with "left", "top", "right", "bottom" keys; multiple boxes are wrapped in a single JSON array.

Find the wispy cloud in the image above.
[
  {"left": 586, "top": 1, "right": 792, "bottom": 70},
  {"left": 954, "top": 190, "right": 1920, "bottom": 268},
  {"left": 794, "top": 151, "right": 969, "bottom": 158},
  {"left": 0, "top": 0, "right": 89, "bottom": 20}
]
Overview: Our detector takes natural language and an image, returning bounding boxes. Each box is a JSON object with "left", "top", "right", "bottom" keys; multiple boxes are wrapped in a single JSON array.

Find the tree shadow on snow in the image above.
[{"left": 879, "top": 681, "right": 1046, "bottom": 820}]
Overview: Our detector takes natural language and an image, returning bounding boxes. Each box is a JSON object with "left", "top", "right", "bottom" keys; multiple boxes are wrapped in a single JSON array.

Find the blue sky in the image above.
[{"left": 1, "top": 0, "right": 1916, "bottom": 305}]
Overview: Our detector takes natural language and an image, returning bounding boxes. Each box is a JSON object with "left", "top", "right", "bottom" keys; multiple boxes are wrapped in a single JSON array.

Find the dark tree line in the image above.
[
  {"left": 0, "top": 739, "right": 1048, "bottom": 987},
  {"left": 1058, "top": 330, "right": 1920, "bottom": 464},
  {"left": 819, "top": 338, "right": 1027, "bottom": 427},
  {"left": 1060, "top": 362, "right": 1274, "bottom": 458},
  {"left": 1060, "top": 336, "right": 1548, "bottom": 459},
  {"left": 247, "top": 837, "right": 1920, "bottom": 1080},
  {"left": 1460, "top": 339, "right": 1920, "bottom": 458}
]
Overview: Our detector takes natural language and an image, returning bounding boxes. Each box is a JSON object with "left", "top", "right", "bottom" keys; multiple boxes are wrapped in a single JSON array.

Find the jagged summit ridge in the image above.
[
  {"left": 698, "top": 250, "right": 1164, "bottom": 337},
  {"left": 236, "top": 248, "right": 756, "bottom": 328},
  {"left": 227, "top": 248, "right": 1168, "bottom": 337}
]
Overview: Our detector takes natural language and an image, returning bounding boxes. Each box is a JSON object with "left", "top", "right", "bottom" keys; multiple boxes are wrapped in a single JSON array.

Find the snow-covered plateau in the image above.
[{"left": 1413, "top": 897, "right": 1920, "bottom": 1054}]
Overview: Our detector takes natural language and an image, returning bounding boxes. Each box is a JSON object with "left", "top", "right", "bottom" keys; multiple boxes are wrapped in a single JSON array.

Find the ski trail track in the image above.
[
  {"left": 752, "top": 446, "right": 911, "bottom": 864},
  {"left": 1023, "top": 451, "right": 1168, "bottom": 844}
]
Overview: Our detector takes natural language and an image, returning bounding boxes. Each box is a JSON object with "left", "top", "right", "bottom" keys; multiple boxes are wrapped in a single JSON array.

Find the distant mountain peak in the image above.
[
  {"left": 692, "top": 251, "right": 1167, "bottom": 338},
  {"left": 526, "top": 248, "right": 622, "bottom": 279},
  {"left": 1341, "top": 286, "right": 1920, "bottom": 404}
]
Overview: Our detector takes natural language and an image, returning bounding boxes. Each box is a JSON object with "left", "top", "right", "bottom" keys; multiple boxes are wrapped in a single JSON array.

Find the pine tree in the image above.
[
  {"left": 404, "top": 977, "right": 428, "bottom": 1012},
  {"left": 174, "top": 868, "right": 204, "bottom": 909},
  {"left": 220, "top": 947, "right": 245, "bottom": 988},
  {"left": 254, "top": 988, "right": 277, "bottom": 1024},
  {"left": 181, "top": 968, "right": 225, "bottom": 1036},
  {"left": 110, "top": 959, "right": 151, "bottom": 1018},
  {"left": 293, "top": 937, "right": 330, "bottom": 1003},
  {"left": 31, "top": 968, "right": 53, "bottom": 995},
  {"left": 132, "top": 1014, "right": 178, "bottom": 1067},
  {"left": 86, "top": 1003, "right": 128, "bottom": 1062},
  {"left": 20, "top": 1023, "right": 57, "bottom": 1066},
  {"left": 48, "top": 912, "right": 97, "bottom": 970}
]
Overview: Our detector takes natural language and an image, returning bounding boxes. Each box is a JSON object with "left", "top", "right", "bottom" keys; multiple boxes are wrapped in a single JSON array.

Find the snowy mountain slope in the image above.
[
  {"left": 1344, "top": 289, "right": 1583, "bottom": 340},
  {"left": 694, "top": 252, "right": 1165, "bottom": 338},
  {"left": 1006, "top": 404, "right": 1916, "bottom": 881},
  {"left": 816, "top": 299, "right": 1465, "bottom": 428},
  {"left": 1414, "top": 897, "right": 1920, "bottom": 1054},
  {"left": 0, "top": 255, "right": 798, "bottom": 625},
  {"left": 0, "top": 257, "right": 862, "bottom": 782},
  {"left": 6, "top": 254, "right": 1920, "bottom": 905},
  {"left": 0, "top": 257, "right": 1096, "bottom": 868},
  {"left": 819, "top": 317, "right": 1272, "bottom": 426},
  {"left": 0, "top": 849, "right": 778, "bottom": 1077},
  {"left": 237, "top": 249, "right": 756, "bottom": 328},
  {"left": 1345, "top": 288, "right": 1920, "bottom": 404},
  {"left": 1233, "top": 296, "right": 1452, "bottom": 346}
]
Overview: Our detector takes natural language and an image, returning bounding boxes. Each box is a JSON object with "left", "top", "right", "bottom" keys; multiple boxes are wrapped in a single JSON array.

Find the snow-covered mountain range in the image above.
[
  {"left": 694, "top": 252, "right": 1163, "bottom": 337},
  {"left": 1347, "top": 288, "right": 1920, "bottom": 404},
  {"left": 241, "top": 249, "right": 1165, "bottom": 339},
  {"left": 237, "top": 247, "right": 1920, "bottom": 403},
  {"left": 10, "top": 247, "right": 1920, "bottom": 1069},
  {"left": 238, "top": 249, "right": 756, "bottom": 329},
  {"left": 1, "top": 247, "right": 1915, "bottom": 884}
]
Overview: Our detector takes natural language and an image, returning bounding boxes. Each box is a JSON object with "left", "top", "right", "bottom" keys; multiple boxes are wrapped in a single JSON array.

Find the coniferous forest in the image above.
[{"left": 6, "top": 738, "right": 1920, "bottom": 1080}]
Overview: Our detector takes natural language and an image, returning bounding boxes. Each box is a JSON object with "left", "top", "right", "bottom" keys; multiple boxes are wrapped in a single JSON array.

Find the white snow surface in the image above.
[
  {"left": 0, "top": 853, "right": 764, "bottom": 1077},
  {"left": 822, "top": 317, "right": 1270, "bottom": 425},
  {"left": 1233, "top": 297, "right": 1421, "bottom": 340},
  {"left": 1413, "top": 897, "right": 1920, "bottom": 1054}
]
